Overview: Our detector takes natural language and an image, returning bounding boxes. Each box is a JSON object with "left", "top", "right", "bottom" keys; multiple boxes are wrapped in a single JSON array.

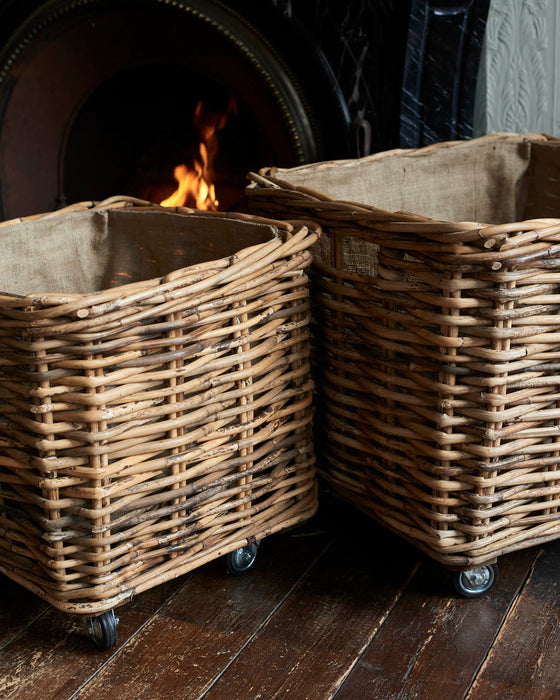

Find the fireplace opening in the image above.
[
  {"left": 63, "top": 65, "right": 269, "bottom": 212},
  {"left": 0, "top": 0, "right": 361, "bottom": 220}
]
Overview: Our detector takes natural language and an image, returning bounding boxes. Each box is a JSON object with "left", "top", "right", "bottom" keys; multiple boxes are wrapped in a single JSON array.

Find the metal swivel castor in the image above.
[
  {"left": 85, "top": 609, "right": 119, "bottom": 650},
  {"left": 224, "top": 542, "right": 259, "bottom": 576},
  {"left": 453, "top": 563, "right": 498, "bottom": 598}
]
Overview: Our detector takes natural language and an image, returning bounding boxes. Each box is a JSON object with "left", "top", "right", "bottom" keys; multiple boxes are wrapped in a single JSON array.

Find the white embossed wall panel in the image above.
[{"left": 474, "top": 0, "right": 560, "bottom": 136}]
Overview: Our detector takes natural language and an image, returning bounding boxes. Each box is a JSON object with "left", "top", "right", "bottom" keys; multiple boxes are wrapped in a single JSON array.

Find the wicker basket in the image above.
[
  {"left": 247, "top": 132, "right": 560, "bottom": 579},
  {"left": 0, "top": 196, "right": 318, "bottom": 619}
]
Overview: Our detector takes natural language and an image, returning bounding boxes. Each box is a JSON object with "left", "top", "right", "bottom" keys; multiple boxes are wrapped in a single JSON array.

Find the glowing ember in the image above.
[{"left": 160, "top": 97, "right": 236, "bottom": 211}]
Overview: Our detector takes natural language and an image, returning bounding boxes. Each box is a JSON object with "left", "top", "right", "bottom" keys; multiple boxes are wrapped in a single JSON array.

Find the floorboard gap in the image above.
[
  {"left": 331, "top": 560, "right": 422, "bottom": 699},
  {"left": 198, "top": 538, "right": 334, "bottom": 698}
]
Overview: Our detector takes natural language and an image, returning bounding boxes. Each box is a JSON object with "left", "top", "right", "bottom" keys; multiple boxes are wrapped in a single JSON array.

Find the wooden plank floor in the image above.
[{"left": 0, "top": 497, "right": 559, "bottom": 699}]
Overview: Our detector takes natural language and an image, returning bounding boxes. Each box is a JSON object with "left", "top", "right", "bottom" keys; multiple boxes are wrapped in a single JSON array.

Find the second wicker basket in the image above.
[{"left": 248, "top": 132, "right": 560, "bottom": 597}]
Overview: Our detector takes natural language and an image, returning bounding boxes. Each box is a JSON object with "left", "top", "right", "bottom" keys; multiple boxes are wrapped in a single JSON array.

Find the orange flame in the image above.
[
  {"left": 160, "top": 145, "right": 217, "bottom": 210},
  {"left": 160, "top": 98, "right": 236, "bottom": 211}
]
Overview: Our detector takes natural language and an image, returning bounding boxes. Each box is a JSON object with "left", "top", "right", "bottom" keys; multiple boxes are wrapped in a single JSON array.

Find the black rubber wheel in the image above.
[
  {"left": 453, "top": 564, "right": 498, "bottom": 598},
  {"left": 224, "top": 543, "right": 258, "bottom": 576},
  {"left": 85, "top": 610, "right": 119, "bottom": 650}
]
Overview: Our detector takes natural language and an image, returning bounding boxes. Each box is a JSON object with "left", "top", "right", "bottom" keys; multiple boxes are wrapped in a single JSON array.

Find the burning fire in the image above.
[
  {"left": 160, "top": 98, "right": 236, "bottom": 211},
  {"left": 160, "top": 148, "right": 216, "bottom": 210}
]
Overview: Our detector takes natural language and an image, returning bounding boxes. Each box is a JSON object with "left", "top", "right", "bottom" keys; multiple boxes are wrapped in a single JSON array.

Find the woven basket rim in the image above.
[
  {"left": 255, "top": 131, "right": 557, "bottom": 178},
  {"left": 248, "top": 132, "right": 560, "bottom": 230},
  {"left": 0, "top": 196, "right": 316, "bottom": 304}
]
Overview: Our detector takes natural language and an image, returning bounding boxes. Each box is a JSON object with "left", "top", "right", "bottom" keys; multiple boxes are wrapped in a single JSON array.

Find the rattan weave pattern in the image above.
[
  {"left": 247, "top": 133, "right": 560, "bottom": 569},
  {"left": 0, "top": 197, "right": 318, "bottom": 614}
]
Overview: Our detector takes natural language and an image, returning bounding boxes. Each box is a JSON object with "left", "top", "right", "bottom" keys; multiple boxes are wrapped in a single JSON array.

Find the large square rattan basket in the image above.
[
  {"left": 0, "top": 196, "right": 318, "bottom": 636},
  {"left": 248, "top": 132, "right": 560, "bottom": 591}
]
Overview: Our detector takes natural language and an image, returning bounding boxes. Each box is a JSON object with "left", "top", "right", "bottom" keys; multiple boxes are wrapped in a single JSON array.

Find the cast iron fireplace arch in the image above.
[{"left": 0, "top": 0, "right": 355, "bottom": 219}]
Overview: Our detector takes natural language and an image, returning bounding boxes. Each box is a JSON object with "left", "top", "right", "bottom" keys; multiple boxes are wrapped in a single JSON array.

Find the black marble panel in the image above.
[
  {"left": 273, "top": 0, "right": 413, "bottom": 155},
  {"left": 400, "top": 0, "right": 490, "bottom": 148}
]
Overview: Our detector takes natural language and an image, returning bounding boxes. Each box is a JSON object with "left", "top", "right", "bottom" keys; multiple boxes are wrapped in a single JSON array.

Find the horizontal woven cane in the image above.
[
  {"left": 0, "top": 196, "right": 318, "bottom": 613},
  {"left": 247, "top": 132, "right": 560, "bottom": 569}
]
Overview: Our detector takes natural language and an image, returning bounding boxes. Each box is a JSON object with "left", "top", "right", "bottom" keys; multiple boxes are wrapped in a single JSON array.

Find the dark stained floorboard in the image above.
[
  {"left": 467, "top": 540, "right": 560, "bottom": 700},
  {"left": 0, "top": 577, "right": 50, "bottom": 649},
  {"left": 335, "top": 547, "right": 537, "bottom": 700},
  {"left": 0, "top": 500, "right": 553, "bottom": 699},
  {"left": 0, "top": 576, "right": 186, "bottom": 699},
  {"left": 203, "top": 521, "right": 419, "bottom": 699}
]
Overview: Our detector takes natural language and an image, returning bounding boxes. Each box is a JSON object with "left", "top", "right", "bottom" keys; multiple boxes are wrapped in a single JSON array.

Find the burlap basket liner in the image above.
[
  {"left": 0, "top": 196, "right": 318, "bottom": 614},
  {"left": 247, "top": 132, "right": 560, "bottom": 570}
]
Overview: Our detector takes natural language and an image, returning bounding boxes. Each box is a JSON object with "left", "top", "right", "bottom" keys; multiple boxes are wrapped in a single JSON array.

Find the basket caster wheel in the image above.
[
  {"left": 453, "top": 564, "right": 498, "bottom": 598},
  {"left": 224, "top": 542, "right": 259, "bottom": 576},
  {"left": 85, "top": 610, "right": 119, "bottom": 650}
]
